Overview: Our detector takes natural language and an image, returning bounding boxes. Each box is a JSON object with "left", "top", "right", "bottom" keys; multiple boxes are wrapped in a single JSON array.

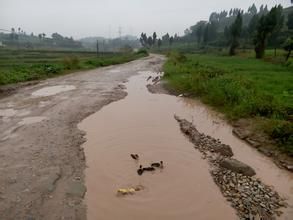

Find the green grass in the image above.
[
  {"left": 0, "top": 49, "right": 148, "bottom": 85},
  {"left": 164, "top": 52, "right": 293, "bottom": 155}
]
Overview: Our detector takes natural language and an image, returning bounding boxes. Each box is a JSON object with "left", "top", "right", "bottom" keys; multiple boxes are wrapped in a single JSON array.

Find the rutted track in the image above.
[
  {"left": 0, "top": 55, "right": 163, "bottom": 220},
  {"left": 1, "top": 54, "right": 292, "bottom": 220}
]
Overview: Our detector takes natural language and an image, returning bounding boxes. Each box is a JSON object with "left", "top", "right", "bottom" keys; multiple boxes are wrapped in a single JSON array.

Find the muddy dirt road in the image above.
[
  {"left": 78, "top": 71, "right": 293, "bottom": 220},
  {"left": 1, "top": 54, "right": 293, "bottom": 220},
  {"left": 0, "top": 55, "right": 163, "bottom": 219}
]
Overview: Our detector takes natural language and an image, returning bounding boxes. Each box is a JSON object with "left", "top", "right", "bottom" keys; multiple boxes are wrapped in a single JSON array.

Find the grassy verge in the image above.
[
  {"left": 0, "top": 49, "right": 148, "bottom": 85},
  {"left": 164, "top": 52, "right": 293, "bottom": 155}
]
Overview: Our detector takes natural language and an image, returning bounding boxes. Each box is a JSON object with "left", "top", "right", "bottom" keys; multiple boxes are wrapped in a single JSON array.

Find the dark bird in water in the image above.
[
  {"left": 131, "top": 154, "right": 139, "bottom": 160},
  {"left": 137, "top": 165, "right": 144, "bottom": 176},
  {"left": 151, "top": 161, "right": 164, "bottom": 168},
  {"left": 143, "top": 166, "right": 156, "bottom": 171}
]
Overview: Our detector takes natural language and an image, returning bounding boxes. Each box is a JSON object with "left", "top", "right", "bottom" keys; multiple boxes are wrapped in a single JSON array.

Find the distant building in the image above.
[{"left": 0, "top": 41, "right": 5, "bottom": 47}]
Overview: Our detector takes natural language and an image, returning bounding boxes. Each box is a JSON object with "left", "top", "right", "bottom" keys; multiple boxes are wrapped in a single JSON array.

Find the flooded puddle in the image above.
[
  {"left": 79, "top": 72, "right": 293, "bottom": 220},
  {"left": 32, "top": 85, "right": 76, "bottom": 97}
]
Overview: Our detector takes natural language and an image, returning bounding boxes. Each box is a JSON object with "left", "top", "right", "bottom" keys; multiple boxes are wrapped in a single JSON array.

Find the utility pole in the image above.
[
  {"left": 118, "top": 26, "right": 122, "bottom": 49},
  {"left": 96, "top": 40, "right": 99, "bottom": 56},
  {"left": 102, "top": 40, "right": 105, "bottom": 52},
  {"left": 118, "top": 26, "right": 122, "bottom": 39}
]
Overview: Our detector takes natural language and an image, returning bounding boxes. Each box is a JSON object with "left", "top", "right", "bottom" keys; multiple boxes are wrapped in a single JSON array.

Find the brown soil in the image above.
[{"left": 0, "top": 55, "right": 163, "bottom": 220}]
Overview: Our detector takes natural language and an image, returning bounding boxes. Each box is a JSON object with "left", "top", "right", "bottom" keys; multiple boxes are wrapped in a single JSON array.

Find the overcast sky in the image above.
[{"left": 0, "top": 0, "right": 291, "bottom": 39}]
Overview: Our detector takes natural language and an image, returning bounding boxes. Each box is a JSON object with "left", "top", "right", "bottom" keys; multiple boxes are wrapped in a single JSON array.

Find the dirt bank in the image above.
[{"left": 0, "top": 54, "right": 164, "bottom": 220}]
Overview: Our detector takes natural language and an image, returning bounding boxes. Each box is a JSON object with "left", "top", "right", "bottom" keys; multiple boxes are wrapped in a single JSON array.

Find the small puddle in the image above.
[
  {"left": 109, "top": 69, "right": 121, "bottom": 73},
  {"left": 0, "top": 108, "right": 17, "bottom": 117},
  {"left": 79, "top": 72, "right": 293, "bottom": 220},
  {"left": 32, "top": 85, "right": 76, "bottom": 97},
  {"left": 18, "top": 116, "right": 47, "bottom": 125}
]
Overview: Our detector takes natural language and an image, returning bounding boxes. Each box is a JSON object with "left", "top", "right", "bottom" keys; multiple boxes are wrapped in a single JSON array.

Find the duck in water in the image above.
[
  {"left": 151, "top": 161, "right": 164, "bottom": 168},
  {"left": 137, "top": 165, "right": 144, "bottom": 175},
  {"left": 143, "top": 166, "right": 156, "bottom": 172},
  {"left": 131, "top": 154, "right": 139, "bottom": 160}
]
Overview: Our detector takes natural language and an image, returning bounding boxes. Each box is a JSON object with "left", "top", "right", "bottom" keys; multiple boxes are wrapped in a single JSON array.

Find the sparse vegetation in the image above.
[{"left": 0, "top": 49, "right": 148, "bottom": 85}]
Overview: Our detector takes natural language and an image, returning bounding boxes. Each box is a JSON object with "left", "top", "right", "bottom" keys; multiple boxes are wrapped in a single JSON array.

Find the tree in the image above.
[
  {"left": 203, "top": 24, "right": 209, "bottom": 44},
  {"left": 287, "top": 12, "right": 293, "bottom": 30},
  {"left": 254, "top": 5, "right": 284, "bottom": 59},
  {"left": 52, "top": 32, "right": 63, "bottom": 41},
  {"left": 139, "top": 33, "right": 148, "bottom": 48},
  {"left": 158, "top": 39, "right": 162, "bottom": 48},
  {"left": 259, "top": 5, "right": 264, "bottom": 15},
  {"left": 169, "top": 36, "right": 174, "bottom": 46},
  {"left": 248, "top": 4, "right": 257, "bottom": 15},
  {"left": 209, "top": 21, "right": 218, "bottom": 41},
  {"left": 283, "top": 37, "right": 293, "bottom": 61},
  {"left": 152, "top": 32, "right": 157, "bottom": 45},
  {"left": 248, "top": 15, "right": 259, "bottom": 38},
  {"left": 263, "top": 5, "right": 269, "bottom": 14},
  {"left": 9, "top": 28, "right": 18, "bottom": 40},
  {"left": 224, "top": 26, "right": 230, "bottom": 45},
  {"left": 229, "top": 9, "right": 233, "bottom": 16},
  {"left": 229, "top": 13, "right": 243, "bottom": 55},
  {"left": 195, "top": 21, "right": 206, "bottom": 44},
  {"left": 270, "top": 8, "right": 285, "bottom": 56},
  {"left": 147, "top": 36, "right": 153, "bottom": 47},
  {"left": 162, "top": 33, "right": 170, "bottom": 44}
]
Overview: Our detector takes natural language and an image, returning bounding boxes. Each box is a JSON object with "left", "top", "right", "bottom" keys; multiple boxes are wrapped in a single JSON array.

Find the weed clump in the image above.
[
  {"left": 62, "top": 56, "right": 80, "bottom": 70},
  {"left": 163, "top": 54, "right": 293, "bottom": 153}
]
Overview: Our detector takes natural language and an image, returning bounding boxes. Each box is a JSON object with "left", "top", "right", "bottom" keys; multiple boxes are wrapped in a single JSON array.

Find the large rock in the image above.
[
  {"left": 220, "top": 158, "right": 256, "bottom": 176},
  {"left": 174, "top": 115, "right": 201, "bottom": 142},
  {"left": 213, "top": 144, "right": 233, "bottom": 157},
  {"left": 232, "top": 128, "right": 249, "bottom": 140}
]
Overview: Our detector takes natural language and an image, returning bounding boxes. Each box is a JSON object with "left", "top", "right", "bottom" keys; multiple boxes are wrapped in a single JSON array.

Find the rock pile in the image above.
[
  {"left": 211, "top": 168, "right": 286, "bottom": 219},
  {"left": 174, "top": 115, "right": 287, "bottom": 219},
  {"left": 220, "top": 158, "right": 256, "bottom": 177},
  {"left": 175, "top": 115, "right": 233, "bottom": 157}
]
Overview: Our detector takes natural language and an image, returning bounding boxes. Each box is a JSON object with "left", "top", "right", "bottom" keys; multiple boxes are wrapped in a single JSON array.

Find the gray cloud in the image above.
[{"left": 0, "top": 0, "right": 291, "bottom": 39}]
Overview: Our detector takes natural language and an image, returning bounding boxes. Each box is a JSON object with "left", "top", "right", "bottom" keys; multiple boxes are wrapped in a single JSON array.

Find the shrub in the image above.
[
  {"left": 136, "top": 49, "right": 149, "bottom": 56},
  {"left": 168, "top": 51, "right": 187, "bottom": 64},
  {"left": 263, "top": 120, "right": 293, "bottom": 155},
  {"left": 62, "top": 56, "right": 80, "bottom": 70}
]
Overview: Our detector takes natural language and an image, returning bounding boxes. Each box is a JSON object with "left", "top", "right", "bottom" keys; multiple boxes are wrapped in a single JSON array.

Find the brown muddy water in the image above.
[{"left": 79, "top": 72, "right": 293, "bottom": 220}]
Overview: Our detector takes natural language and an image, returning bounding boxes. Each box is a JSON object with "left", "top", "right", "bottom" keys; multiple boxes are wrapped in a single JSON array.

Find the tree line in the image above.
[
  {"left": 139, "top": 32, "right": 179, "bottom": 49},
  {"left": 183, "top": 3, "right": 293, "bottom": 60},
  {"left": 140, "top": 4, "right": 293, "bottom": 60},
  {"left": 0, "top": 28, "right": 83, "bottom": 49}
]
